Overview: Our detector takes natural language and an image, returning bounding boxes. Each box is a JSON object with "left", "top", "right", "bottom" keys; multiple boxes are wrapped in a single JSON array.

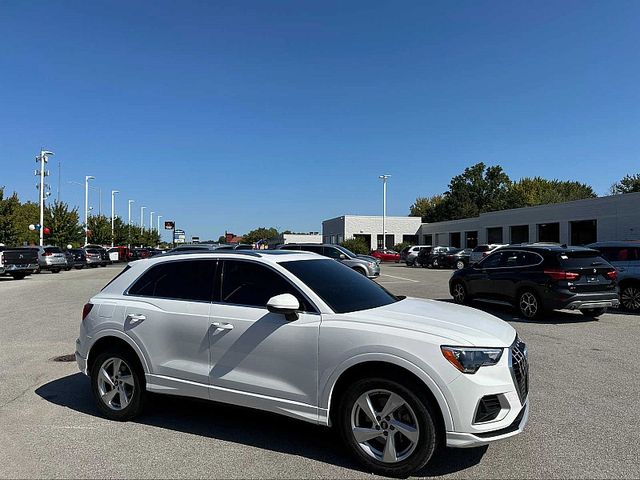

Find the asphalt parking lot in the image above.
[{"left": 1, "top": 263, "right": 639, "bottom": 479}]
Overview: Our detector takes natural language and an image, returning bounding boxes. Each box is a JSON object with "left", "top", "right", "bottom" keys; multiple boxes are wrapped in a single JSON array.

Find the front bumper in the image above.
[{"left": 447, "top": 399, "right": 529, "bottom": 447}]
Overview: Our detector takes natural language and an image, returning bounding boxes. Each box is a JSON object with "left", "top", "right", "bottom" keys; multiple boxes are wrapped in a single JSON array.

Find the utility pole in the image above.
[
  {"left": 140, "top": 206, "right": 146, "bottom": 234},
  {"left": 35, "top": 149, "right": 54, "bottom": 246},
  {"left": 379, "top": 175, "right": 391, "bottom": 249},
  {"left": 111, "top": 190, "right": 119, "bottom": 247},
  {"left": 84, "top": 175, "right": 95, "bottom": 246}
]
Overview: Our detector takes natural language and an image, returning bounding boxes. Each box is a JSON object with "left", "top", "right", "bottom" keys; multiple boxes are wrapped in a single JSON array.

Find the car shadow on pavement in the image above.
[
  {"left": 36, "top": 373, "right": 486, "bottom": 478},
  {"left": 434, "top": 299, "right": 601, "bottom": 324}
]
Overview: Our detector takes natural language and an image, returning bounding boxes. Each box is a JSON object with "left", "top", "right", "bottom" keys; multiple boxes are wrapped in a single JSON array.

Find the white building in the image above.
[
  {"left": 267, "top": 232, "right": 322, "bottom": 249},
  {"left": 322, "top": 215, "right": 422, "bottom": 251}
]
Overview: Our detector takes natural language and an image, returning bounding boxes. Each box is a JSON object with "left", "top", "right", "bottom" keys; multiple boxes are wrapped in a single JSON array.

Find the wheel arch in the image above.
[
  {"left": 323, "top": 355, "right": 453, "bottom": 432},
  {"left": 618, "top": 277, "right": 640, "bottom": 291},
  {"left": 86, "top": 330, "right": 150, "bottom": 377}
]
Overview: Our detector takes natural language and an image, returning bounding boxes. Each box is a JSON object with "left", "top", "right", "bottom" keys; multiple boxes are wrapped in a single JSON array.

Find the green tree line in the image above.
[{"left": 0, "top": 188, "right": 159, "bottom": 247}]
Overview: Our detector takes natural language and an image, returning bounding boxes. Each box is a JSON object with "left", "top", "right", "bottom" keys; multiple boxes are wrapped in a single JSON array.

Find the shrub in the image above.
[{"left": 341, "top": 237, "right": 370, "bottom": 255}]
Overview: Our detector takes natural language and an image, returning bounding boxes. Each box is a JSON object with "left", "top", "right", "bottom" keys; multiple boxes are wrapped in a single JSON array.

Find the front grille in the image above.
[
  {"left": 474, "top": 395, "right": 502, "bottom": 423},
  {"left": 510, "top": 336, "right": 529, "bottom": 404}
]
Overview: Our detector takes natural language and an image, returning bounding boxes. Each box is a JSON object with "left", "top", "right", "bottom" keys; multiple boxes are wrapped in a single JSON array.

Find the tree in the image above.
[
  {"left": 44, "top": 200, "right": 83, "bottom": 247},
  {"left": 243, "top": 227, "right": 279, "bottom": 245},
  {"left": 341, "top": 237, "right": 370, "bottom": 255},
  {"left": 409, "top": 195, "right": 447, "bottom": 222},
  {"left": 509, "top": 177, "right": 596, "bottom": 207},
  {"left": 217, "top": 235, "right": 227, "bottom": 244},
  {"left": 393, "top": 242, "right": 413, "bottom": 253},
  {"left": 611, "top": 174, "right": 640, "bottom": 195},
  {"left": 445, "top": 163, "right": 512, "bottom": 219},
  {"left": 87, "top": 215, "right": 112, "bottom": 245},
  {"left": 0, "top": 188, "right": 21, "bottom": 245}
]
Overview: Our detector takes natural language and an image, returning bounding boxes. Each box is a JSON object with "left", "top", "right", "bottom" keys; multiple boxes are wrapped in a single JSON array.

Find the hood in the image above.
[{"left": 343, "top": 297, "right": 516, "bottom": 347}]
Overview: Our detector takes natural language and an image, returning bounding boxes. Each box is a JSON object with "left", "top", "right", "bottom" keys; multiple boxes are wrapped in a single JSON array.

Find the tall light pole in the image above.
[
  {"left": 35, "top": 150, "right": 54, "bottom": 246},
  {"left": 150, "top": 211, "right": 155, "bottom": 233},
  {"left": 157, "top": 215, "right": 162, "bottom": 241},
  {"left": 140, "top": 206, "right": 146, "bottom": 234},
  {"left": 84, "top": 175, "right": 95, "bottom": 246},
  {"left": 127, "top": 200, "right": 134, "bottom": 248},
  {"left": 379, "top": 175, "right": 391, "bottom": 249},
  {"left": 111, "top": 190, "right": 120, "bottom": 247}
]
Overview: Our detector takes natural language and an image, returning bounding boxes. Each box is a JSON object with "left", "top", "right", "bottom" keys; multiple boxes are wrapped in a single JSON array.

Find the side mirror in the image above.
[
  {"left": 266, "top": 293, "right": 300, "bottom": 321},
  {"left": 339, "top": 254, "right": 347, "bottom": 260}
]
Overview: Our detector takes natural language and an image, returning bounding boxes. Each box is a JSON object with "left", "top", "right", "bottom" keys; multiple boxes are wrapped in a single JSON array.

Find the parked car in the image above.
[
  {"left": 403, "top": 245, "right": 432, "bottom": 267},
  {"left": 0, "top": 246, "right": 39, "bottom": 279},
  {"left": 450, "top": 244, "right": 618, "bottom": 319},
  {"left": 370, "top": 248, "right": 400, "bottom": 262},
  {"left": 84, "top": 245, "right": 110, "bottom": 266},
  {"left": 278, "top": 243, "right": 380, "bottom": 278},
  {"left": 108, "top": 246, "right": 131, "bottom": 263},
  {"left": 76, "top": 249, "right": 528, "bottom": 476},
  {"left": 446, "top": 248, "right": 474, "bottom": 270},
  {"left": 30, "top": 245, "right": 67, "bottom": 273},
  {"left": 587, "top": 241, "right": 640, "bottom": 312},
  {"left": 84, "top": 249, "right": 104, "bottom": 267},
  {"left": 165, "top": 244, "right": 222, "bottom": 255},
  {"left": 419, "top": 246, "right": 460, "bottom": 269},
  {"left": 68, "top": 248, "right": 87, "bottom": 269},
  {"left": 469, "top": 244, "right": 506, "bottom": 265}
]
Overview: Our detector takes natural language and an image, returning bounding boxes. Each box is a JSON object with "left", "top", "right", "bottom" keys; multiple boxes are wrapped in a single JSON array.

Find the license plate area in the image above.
[{"left": 587, "top": 275, "right": 598, "bottom": 283}]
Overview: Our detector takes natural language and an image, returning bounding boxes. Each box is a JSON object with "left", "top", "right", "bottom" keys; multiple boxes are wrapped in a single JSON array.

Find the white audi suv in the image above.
[{"left": 76, "top": 250, "right": 529, "bottom": 476}]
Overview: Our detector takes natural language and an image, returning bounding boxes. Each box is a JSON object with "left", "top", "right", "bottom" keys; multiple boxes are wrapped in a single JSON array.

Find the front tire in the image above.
[
  {"left": 353, "top": 267, "right": 367, "bottom": 276},
  {"left": 338, "top": 378, "right": 438, "bottom": 477},
  {"left": 10, "top": 273, "right": 26, "bottom": 280},
  {"left": 451, "top": 281, "right": 468, "bottom": 304},
  {"left": 456, "top": 260, "right": 465, "bottom": 270},
  {"left": 580, "top": 307, "right": 606, "bottom": 317},
  {"left": 90, "top": 348, "right": 145, "bottom": 421},
  {"left": 620, "top": 285, "right": 640, "bottom": 312}
]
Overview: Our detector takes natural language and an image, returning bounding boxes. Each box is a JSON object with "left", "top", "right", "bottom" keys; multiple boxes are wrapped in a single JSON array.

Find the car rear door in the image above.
[
  {"left": 122, "top": 259, "right": 217, "bottom": 393},
  {"left": 208, "top": 259, "right": 320, "bottom": 412}
]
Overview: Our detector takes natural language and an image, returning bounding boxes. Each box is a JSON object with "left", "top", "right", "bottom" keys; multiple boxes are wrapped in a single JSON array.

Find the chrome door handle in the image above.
[
  {"left": 126, "top": 313, "right": 146, "bottom": 323},
  {"left": 211, "top": 322, "right": 234, "bottom": 330}
]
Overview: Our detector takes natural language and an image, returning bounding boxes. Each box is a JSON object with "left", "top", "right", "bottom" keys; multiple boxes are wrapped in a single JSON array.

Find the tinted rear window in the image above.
[
  {"left": 44, "top": 247, "right": 62, "bottom": 253},
  {"left": 558, "top": 252, "right": 609, "bottom": 268},
  {"left": 473, "top": 245, "right": 490, "bottom": 252},
  {"left": 128, "top": 260, "right": 217, "bottom": 301},
  {"left": 282, "top": 259, "right": 398, "bottom": 314}
]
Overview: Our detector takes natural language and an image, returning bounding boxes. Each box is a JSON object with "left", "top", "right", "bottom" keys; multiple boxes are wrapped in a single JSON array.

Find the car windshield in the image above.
[
  {"left": 281, "top": 259, "right": 398, "bottom": 314},
  {"left": 335, "top": 245, "right": 357, "bottom": 258}
]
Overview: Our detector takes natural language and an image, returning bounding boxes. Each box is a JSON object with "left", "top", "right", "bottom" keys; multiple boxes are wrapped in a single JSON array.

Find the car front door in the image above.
[
  {"left": 208, "top": 259, "right": 320, "bottom": 416},
  {"left": 467, "top": 251, "right": 505, "bottom": 297},
  {"left": 123, "top": 259, "right": 217, "bottom": 392}
]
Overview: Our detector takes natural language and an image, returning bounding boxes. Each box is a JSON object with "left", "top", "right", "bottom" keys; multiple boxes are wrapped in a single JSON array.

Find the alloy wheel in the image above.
[
  {"left": 621, "top": 286, "right": 640, "bottom": 311},
  {"left": 519, "top": 292, "right": 538, "bottom": 318},
  {"left": 97, "top": 357, "right": 136, "bottom": 411},
  {"left": 452, "top": 283, "right": 466, "bottom": 303},
  {"left": 350, "top": 389, "right": 420, "bottom": 464},
  {"left": 456, "top": 260, "right": 465, "bottom": 270}
]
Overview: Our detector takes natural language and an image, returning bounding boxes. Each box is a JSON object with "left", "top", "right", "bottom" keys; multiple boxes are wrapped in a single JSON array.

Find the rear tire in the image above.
[
  {"left": 580, "top": 307, "right": 606, "bottom": 317},
  {"left": 518, "top": 289, "right": 543, "bottom": 319},
  {"left": 90, "top": 348, "right": 145, "bottom": 421},
  {"left": 51, "top": 269, "right": 61, "bottom": 273},
  {"left": 337, "top": 377, "right": 438, "bottom": 477}
]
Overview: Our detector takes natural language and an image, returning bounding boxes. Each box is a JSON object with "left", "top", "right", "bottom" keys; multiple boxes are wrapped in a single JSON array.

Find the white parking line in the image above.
[{"left": 379, "top": 274, "right": 420, "bottom": 283}]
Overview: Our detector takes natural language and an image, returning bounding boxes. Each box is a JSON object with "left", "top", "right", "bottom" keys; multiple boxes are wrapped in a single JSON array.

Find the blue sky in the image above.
[{"left": 1, "top": 0, "right": 639, "bottom": 241}]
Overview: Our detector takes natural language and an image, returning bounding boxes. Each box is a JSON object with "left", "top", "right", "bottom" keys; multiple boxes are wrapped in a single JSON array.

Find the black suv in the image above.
[{"left": 449, "top": 244, "right": 619, "bottom": 318}]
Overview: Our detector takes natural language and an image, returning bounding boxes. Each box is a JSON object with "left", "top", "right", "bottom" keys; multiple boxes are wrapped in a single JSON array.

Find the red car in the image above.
[{"left": 371, "top": 248, "right": 400, "bottom": 262}]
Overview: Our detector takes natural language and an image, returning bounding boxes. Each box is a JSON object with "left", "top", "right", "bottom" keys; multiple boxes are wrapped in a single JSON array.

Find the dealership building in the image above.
[{"left": 323, "top": 192, "right": 640, "bottom": 250}]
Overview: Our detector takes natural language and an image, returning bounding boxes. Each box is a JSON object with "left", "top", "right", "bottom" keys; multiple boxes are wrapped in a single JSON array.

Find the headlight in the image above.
[
  {"left": 368, "top": 262, "right": 376, "bottom": 267},
  {"left": 441, "top": 346, "right": 503, "bottom": 374}
]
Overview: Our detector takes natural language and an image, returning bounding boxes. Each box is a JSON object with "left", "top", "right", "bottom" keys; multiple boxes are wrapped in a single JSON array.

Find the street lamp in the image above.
[
  {"left": 111, "top": 190, "right": 119, "bottom": 247},
  {"left": 379, "top": 175, "right": 391, "bottom": 249},
  {"left": 157, "top": 215, "right": 162, "bottom": 240},
  {"left": 85, "top": 175, "right": 95, "bottom": 245},
  {"left": 127, "top": 200, "right": 134, "bottom": 248},
  {"left": 150, "top": 211, "right": 155, "bottom": 233},
  {"left": 140, "top": 206, "right": 146, "bottom": 234}
]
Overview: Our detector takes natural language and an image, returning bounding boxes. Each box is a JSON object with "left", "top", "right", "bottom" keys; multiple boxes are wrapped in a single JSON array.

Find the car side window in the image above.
[
  {"left": 221, "top": 260, "right": 312, "bottom": 311},
  {"left": 128, "top": 260, "right": 217, "bottom": 302},
  {"left": 323, "top": 247, "right": 342, "bottom": 259},
  {"left": 480, "top": 252, "right": 505, "bottom": 268}
]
